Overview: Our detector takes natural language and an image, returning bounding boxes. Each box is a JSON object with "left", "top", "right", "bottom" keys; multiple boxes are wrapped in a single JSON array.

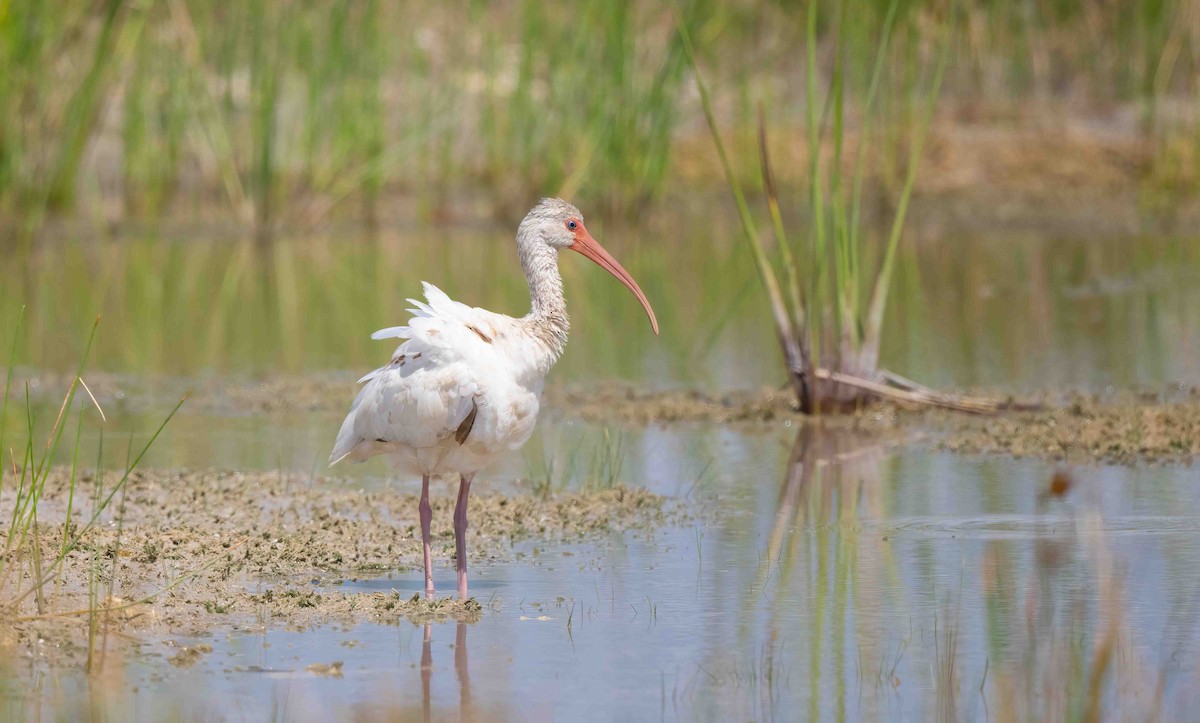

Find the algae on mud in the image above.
[
  {"left": 934, "top": 392, "right": 1200, "bottom": 465},
  {"left": 0, "top": 466, "right": 672, "bottom": 666}
]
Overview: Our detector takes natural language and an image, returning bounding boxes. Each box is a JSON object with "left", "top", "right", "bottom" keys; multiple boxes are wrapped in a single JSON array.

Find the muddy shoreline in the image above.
[
  {"left": 12, "top": 371, "right": 1200, "bottom": 466},
  {"left": 930, "top": 393, "right": 1200, "bottom": 465},
  {"left": 1, "top": 467, "right": 677, "bottom": 666}
]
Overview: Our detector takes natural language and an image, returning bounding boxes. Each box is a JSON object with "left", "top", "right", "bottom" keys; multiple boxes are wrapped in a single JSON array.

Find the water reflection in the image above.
[
  {"left": 751, "top": 427, "right": 898, "bottom": 722},
  {"left": 420, "top": 622, "right": 472, "bottom": 723},
  {"left": 3, "top": 421, "right": 1199, "bottom": 720},
  {"left": 2, "top": 228, "right": 1198, "bottom": 391},
  {"left": 744, "top": 427, "right": 1200, "bottom": 721}
]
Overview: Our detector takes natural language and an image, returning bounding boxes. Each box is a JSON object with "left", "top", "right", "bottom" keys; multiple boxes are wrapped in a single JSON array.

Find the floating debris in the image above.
[{"left": 305, "top": 661, "right": 344, "bottom": 677}]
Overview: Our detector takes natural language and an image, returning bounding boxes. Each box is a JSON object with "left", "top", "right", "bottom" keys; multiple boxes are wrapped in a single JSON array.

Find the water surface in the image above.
[
  {"left": 3, "top": 221, "right": 1197, "bottom": 393},
  {"left": 7, "top": 413, "right": 1200, "bottom": 721},
  {"left": 3, "top": 215, "right": 1200, "bottom": 720}
]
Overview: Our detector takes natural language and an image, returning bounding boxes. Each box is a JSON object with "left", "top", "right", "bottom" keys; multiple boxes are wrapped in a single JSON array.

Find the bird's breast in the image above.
[{"left": 474, "top": 383, "right": 541, "bottom": 451}]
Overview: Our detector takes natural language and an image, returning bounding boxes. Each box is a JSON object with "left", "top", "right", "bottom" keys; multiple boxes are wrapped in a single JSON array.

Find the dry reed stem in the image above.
[{"left": 810, "top": 367, "right": 1027, "bottom": 414}]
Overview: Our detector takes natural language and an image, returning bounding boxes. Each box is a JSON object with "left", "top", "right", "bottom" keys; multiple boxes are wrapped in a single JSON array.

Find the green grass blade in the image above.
[
  {"left": 8, "top": 393, "right": 187, "bottom": 609},
  {"left": 54, "top": 400, "right": 87, "bottom": 601},
  {"left": 849, "top": 0, "right": 901, "bottom": 266},
  {"left": 758, "top": 107, "right": 806, "bottom": 340},
  {"left": 805, "top": 0, "right": 826, "bottom": 376},
  {"left": 34, "top": 316, "right": 100, "bottom": 482},
  {"left": 0, "top": 305, "right": 26, "bottom": 501},
  {"left": 860, "top": 15, "right": 953, "bottom": 371},
  {"left": 676, "top": 7, "right": 802, "bottom": 378}
]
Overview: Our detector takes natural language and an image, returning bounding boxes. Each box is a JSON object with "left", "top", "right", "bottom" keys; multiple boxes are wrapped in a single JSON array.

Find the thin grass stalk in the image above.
[
  {"left": 6, "top": 388, "right": 35, "bottom": 548},
  {"left": 34, "top": 317, "right": 100, "bottom": 481},
  {"left": 6, "top": 394, "right": 187, "bottom": 610},
  {"left": 757, "top": 108, "right": 805, "bottom": 340},
  {"left": 86, "top": 425, "right": 104, "bottom": 673},
  {"left": 0, "top": 306, "right": 26, "bottom": 502},
  {"left": 860, "top": 19, "right": 952, "bottom": 371},
  {"left": 804, "top": 0, "right": 826, "bottom": 374},
  {"left": 1, "top": 395, "right": 35, "bottom": 601},
  {"left": 86, "top": 524, "right": 99, "bottom": 672},
  {"left": 3, "top": 317, "right": 96, "bottom": 598},
  {"left": 100, "top": 481, "right": 129, "bottom": 670},
  {"left": 757, "top": 115, "right": 812, "bottom": 410},
  {"left": 849, "top": 0, "right": 902, "bottom": 254},
  {"left": 676, "top": 10, "right": 805, "bottom": 400},
  {"left": 829, "top": 12, "right": 851, "bottom": 359},
  {"left": 8, "top": 385, "right": 87, "bottom": 566},
  {"left": 54, "top": 400, "right": 87, "bottom": 602},
  {"left": 29, "top": 504, "right": 44, "bottom": 614}
]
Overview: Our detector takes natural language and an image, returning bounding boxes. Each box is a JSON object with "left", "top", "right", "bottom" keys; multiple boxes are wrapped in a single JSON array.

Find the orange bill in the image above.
[{"left": 570, "top": 227, "right": 660, "bottom": 335}]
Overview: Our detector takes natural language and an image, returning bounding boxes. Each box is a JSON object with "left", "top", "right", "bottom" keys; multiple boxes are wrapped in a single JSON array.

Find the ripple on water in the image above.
[{"left": 878, "top": 514, "right": 1200, "bottom": 540}]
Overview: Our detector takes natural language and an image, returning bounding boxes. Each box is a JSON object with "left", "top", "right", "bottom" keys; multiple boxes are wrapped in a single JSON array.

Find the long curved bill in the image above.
[{"left": 570, "top": 229, "right": 660, "bottom": 335}]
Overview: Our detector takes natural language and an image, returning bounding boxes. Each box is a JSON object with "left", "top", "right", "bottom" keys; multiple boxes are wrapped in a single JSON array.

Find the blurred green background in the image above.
[
  {"left": 1, "top": 0, "right": 1197, "bottom": 389},
  {"left": 2, "top": 0, "right": 1196, "bottom": 231}
]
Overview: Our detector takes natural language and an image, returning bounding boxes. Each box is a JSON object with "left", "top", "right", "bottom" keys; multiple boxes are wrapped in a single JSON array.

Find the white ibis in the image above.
[{"left": 330, "top": 198, "right": 659, "bottom": 599}]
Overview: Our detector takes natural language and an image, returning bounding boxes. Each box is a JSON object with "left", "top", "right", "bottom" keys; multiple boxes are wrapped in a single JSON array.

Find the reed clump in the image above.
[{"left": 681, "top": 2, "right": 1013, "bottom": 414}]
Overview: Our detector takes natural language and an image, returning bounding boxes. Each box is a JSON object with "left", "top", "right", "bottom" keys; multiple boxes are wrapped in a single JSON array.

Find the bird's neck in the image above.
[{"left": 519, "top": 240, "right": 569, "bottom": 369}]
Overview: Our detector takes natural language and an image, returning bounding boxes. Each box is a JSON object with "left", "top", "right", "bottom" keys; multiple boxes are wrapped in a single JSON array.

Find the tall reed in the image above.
[{"left": 680, "top": 0, "right": 950, "bottom": 412}]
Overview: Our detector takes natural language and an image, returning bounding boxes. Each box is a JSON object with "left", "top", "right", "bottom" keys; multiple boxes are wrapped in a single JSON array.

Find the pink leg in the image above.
[
  {"left": 454, "top": 473, "right": 474, "bottom": 599},
  {"left": 420, "top": 474, "right": 434, "bottom": 597}
]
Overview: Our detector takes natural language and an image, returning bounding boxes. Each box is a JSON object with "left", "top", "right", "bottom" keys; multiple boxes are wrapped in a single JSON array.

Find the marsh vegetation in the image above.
[
  {"left": 2, "top": 0, "right": 1199, "bottom": 719},
  {"left": 1, "top": 0, "right": 1197, "bottom": 238}
]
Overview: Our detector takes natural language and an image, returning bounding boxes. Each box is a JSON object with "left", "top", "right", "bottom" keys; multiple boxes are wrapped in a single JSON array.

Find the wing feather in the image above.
[{"left": 329, "top": 282, "right": 509, "bottom": 466}]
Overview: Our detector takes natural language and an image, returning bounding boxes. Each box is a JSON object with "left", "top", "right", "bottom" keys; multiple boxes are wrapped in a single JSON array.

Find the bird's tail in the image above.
[{"left": 329, "top": 405, "right": 363, "bottom": 467}]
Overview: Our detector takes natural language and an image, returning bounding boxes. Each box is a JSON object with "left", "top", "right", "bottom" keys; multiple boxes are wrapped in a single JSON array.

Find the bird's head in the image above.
[{"left": 518, "top": 198, "right": 660, "bottom": 335}]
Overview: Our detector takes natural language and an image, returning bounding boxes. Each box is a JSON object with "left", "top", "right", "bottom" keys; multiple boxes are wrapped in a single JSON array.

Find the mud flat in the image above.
[
  {"left": 0, "top": 468, "right": 673, "bottom": 666},
  {"left": 931, "top": 393, "right": 1200, "bottom": 465},
  {"left": 555, "top": 383, "right": 1200, "bottom": 465},
  {"left": 8, "top": 371, "right": 841, "bottom": 423},
  {"left": 12, "top": 371, "right": 1200, "bottom": 465}
]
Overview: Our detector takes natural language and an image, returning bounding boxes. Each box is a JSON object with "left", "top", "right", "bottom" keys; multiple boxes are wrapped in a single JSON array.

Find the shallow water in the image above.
[
  {"left": 3, "top": 216, "right": 1200, "bottom": 719},
  {"left": 7, "top": 412, "right": 1200, "bottom": 721}
]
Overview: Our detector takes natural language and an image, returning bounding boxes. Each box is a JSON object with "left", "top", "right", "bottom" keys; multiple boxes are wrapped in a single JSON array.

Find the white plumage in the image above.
[
  {"left": 329, "top": 198, "right": 658, "bottom": 599},
  {"left": 329, "top": 282, "right": 545, "bottom": 476}
]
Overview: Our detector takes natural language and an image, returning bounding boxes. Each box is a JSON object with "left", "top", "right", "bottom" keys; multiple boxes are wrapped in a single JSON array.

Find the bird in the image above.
[{"left": 329, "top": 198, "right": 658, "bottom": 599}]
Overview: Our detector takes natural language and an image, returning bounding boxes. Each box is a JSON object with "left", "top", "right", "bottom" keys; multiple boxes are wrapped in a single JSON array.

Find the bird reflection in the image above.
[{"left": 420, "top": 621, "right": 473, "bottom": 722}]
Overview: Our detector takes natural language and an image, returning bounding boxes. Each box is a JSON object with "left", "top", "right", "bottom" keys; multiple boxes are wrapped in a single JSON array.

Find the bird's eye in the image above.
[{"left": 566, "top": 220, "right": 578, "bottom": 231}]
